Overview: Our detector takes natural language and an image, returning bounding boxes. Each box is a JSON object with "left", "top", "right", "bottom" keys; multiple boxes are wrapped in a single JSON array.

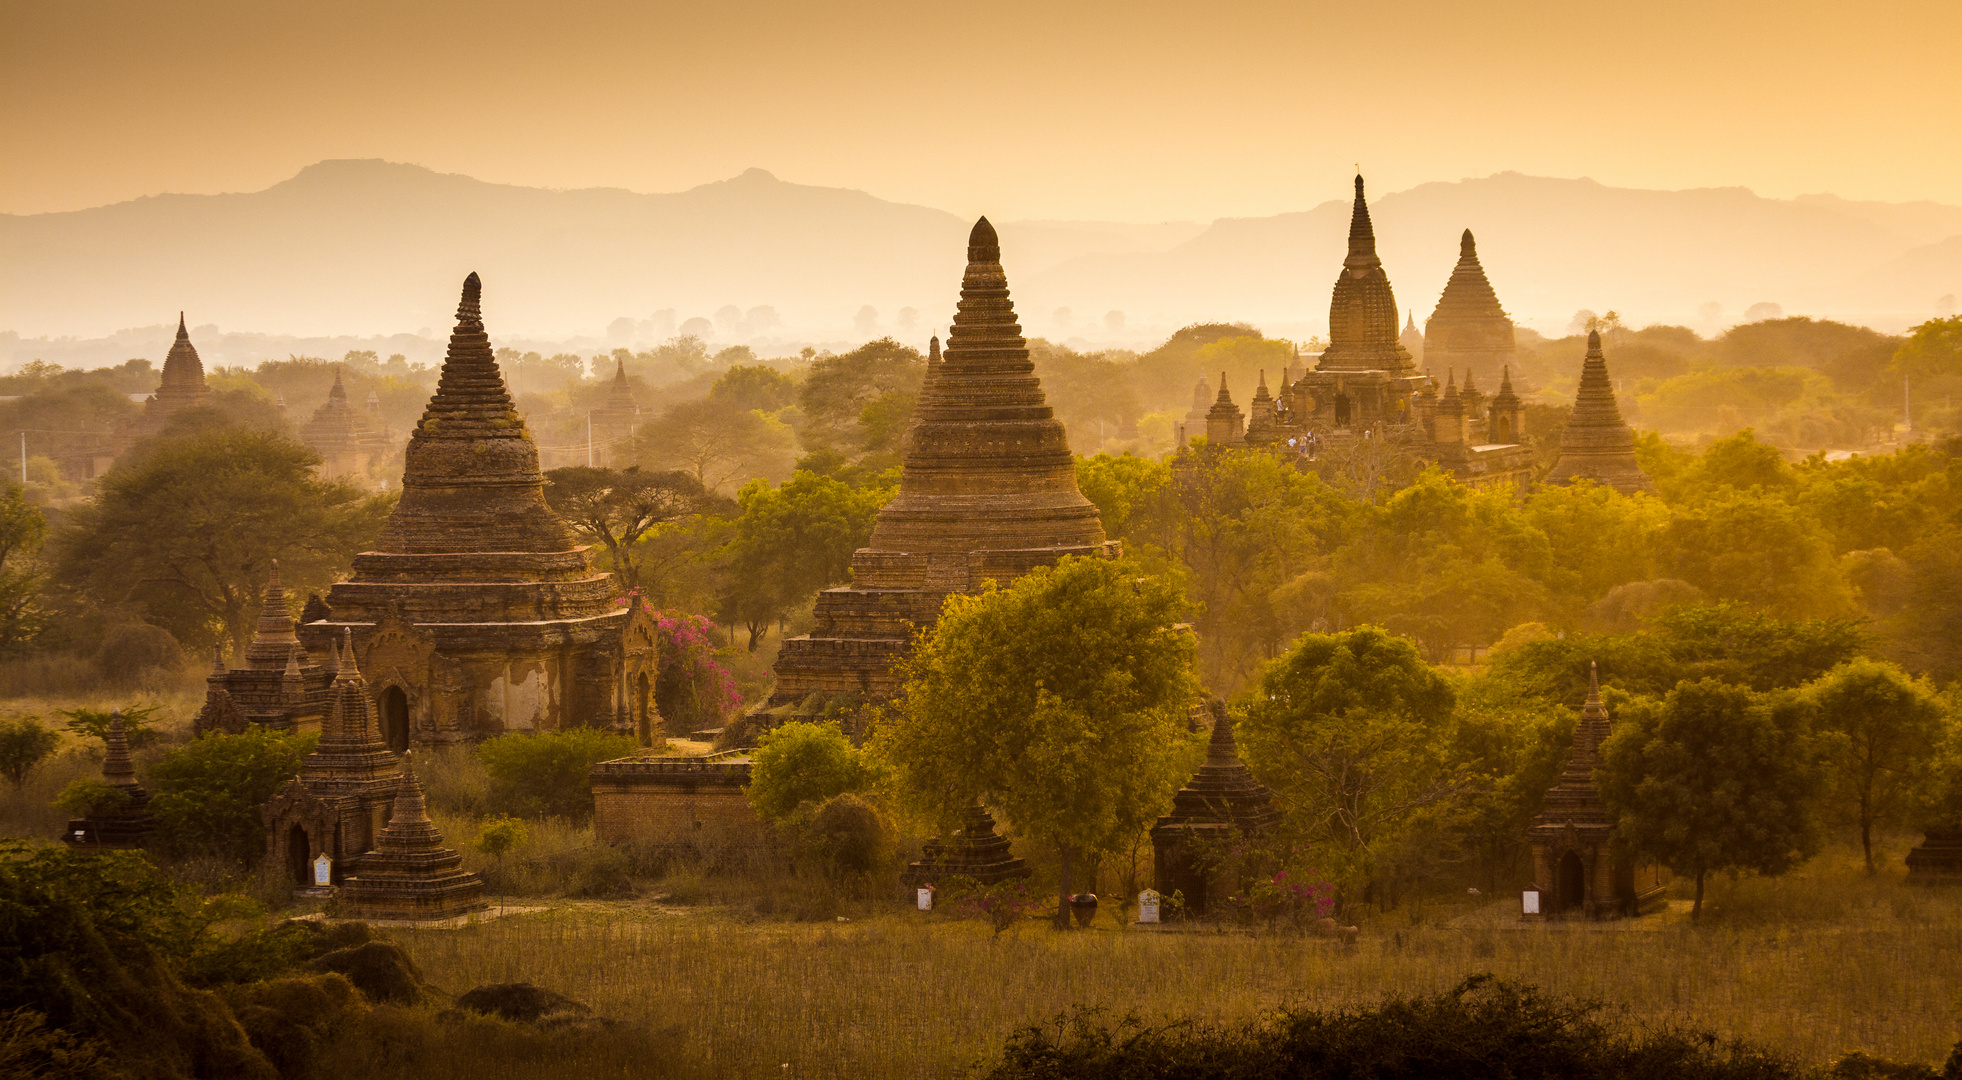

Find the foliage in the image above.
[
  {"left": 635, "top": 395, "right": 797, "bottom": 494},
  {"left": 472, "top": 816, "right": 528, "bottom": 861},
  {"left": 56, "top": 703, "right": 164, "bottom": 749},
  {"left": 718, "top": 469, "right": 892, "bottom": 649},
  {"left": 1890, "top": 316, "right": 1962, "bottom": 382},
  {"left": 1598, "top": 679, "right": 1824, "bottom": 919},
  {"left": 746, "top": 720, "right": 878, "bottom": 821},
  {"left": 476, "top": 727, "right": 638, "bottom": 823},
  {"left": 147, "top": 726, "right": 318, "bottom": 862},
  {"left": 937, "top": 875, "right": 1049, "bottom": 935},
  {"left": 982, "top": 975, "right": 1808, "bottom": 1080},
  {"left": 797, "top": 338, "right": 925, "bottom": 463},
  {"left": 634, "top": 604, "right": 744, "bottom": 733},
  {"left": 1804, "top": 658, "right": 1950, "bottom": 872},
  {"left": 1219, "top": 849, "right": 1337, "bottom": 930},
  {"left": 53, "top": 422, "right": 391, "bottom": 654},
  {"left": 782, "top": 792, "right": 894, "bottom": 875},
  {"left": 875, "top": 555, "right": 1199, "bottom": 914},
  {"left": 543, "top": 466, "right": 718, "bottom": 593},
  {"left": 0, "top": 715, "right": 61, "bottom": 790},
  {"left": 0, "top": 483, "right": 47, "bottom": 655},
  {"left": 52, "top": 777, "right": 129, "bottom": 817},
  {"left": 1659, "top": 487, "right": 1853, "bottom": 617}
]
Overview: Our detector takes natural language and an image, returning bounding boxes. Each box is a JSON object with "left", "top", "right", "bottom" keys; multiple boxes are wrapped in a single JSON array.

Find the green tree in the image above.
[
  {"left": 58, "top": 704, "right": 164, "bottom": 750},
  {"left": 1517, "top": 480, "right": 1666, "bottom": 623},
  {"left": 148, "top": 727, "right": 318, "bottom": 862},
  {"left": 0, "top": 483, "right": 47, "bottom": 654},
  {"left": 0, "top": 716, "right": 61, "bottom": 791},
  {"left": 543, "top": 465, "right": 715, "bottom": 593},
  {"left": 709, "top": 363, "right": 799, "bottom": 412},
  {"left": 476, "top": 728, "right": 638, "bottom": 822},
  {"left": 636, "top": 397, "right": 797, "bottom": 495},
  {"left": 1805, "top": 658, "right": 1950, "bottom": 873},
  {"left": 746, "top": 720, "right": 878, "bottom": 821},
  {"left": 1238, "top": 627, "right": 1462, "bottom": 891},
  {"left": 796, "top": 339, "right": 924, "bottom": 462},
  {"left": 1887, "top": 315, "right": 1962, "bottom": 382},
  {"left": 54, "top": 423, "right": 392, "bottom": 657},
  {"left": 1597, "top": 679, "right": 1824, "bottom": 919},
  {"left": 1658, "top": 488, "right": 1853, "bottom": 618},
  {"left": 873, "top": 556, "right": 1199, "bottom": 923},
  {"left": 717, "top": 470, "right": 892, "bottom": 649}
]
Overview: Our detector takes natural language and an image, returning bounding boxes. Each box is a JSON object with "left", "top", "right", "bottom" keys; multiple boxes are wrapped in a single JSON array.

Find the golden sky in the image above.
[{"left": 4, "top": 0, "right": 1959, "bottom": 220}]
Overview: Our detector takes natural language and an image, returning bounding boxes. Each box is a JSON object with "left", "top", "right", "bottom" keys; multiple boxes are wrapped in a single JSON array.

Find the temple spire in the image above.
[
  {"left": 1344, "top": 174, "right": 1380, "bottom": 269},
  {"left": 101, "top": 709, "right": 135, "bottom": 785}
]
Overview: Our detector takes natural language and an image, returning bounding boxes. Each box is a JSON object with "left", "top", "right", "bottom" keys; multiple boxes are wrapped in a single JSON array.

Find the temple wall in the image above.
[{"left": 591, "top": 755, "right": 763, "bottom": 846}]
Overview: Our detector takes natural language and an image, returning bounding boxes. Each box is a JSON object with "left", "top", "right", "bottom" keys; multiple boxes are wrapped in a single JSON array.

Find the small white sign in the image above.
[
  {"left": 916, "top": 886, "right": 933, "bottom": 911},
  {"left": 1522, "top": 889, "right": 1541, "bottom": 915},
  {"left": 1138, "top": 889, "right": 1160, "bottom": 924},
  {"left": 312, "top": 853, "right": 334, "bottom": 887}
]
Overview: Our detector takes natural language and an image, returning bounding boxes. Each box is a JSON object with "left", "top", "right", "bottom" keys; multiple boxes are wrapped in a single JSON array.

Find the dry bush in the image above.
[{"left": 418, "top": 745, "right": 493, "bottom": 818}]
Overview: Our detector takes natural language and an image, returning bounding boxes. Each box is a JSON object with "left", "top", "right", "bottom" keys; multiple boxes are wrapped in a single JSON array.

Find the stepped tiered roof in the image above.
[
  {"left": 1423, "top": 230, "right": 1519, "bottom": 388},
  {"left": 338, "top": 752, "right": 487, "bottom": 920},
  {"left": 1545, "top": 331, "right": 1654, "bottom": 494},
  {"left": 62, "top": 710, "right": 155, "bottom": 849},
  {"left": 1316, "top": 176, "right": 1414, "bottom": 374},
  {"left": 299, "top": 368, "right": 390, "bottom": 478}
]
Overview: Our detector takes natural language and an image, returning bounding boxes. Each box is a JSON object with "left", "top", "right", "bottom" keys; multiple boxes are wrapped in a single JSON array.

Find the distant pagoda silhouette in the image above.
[
  {"left": 1424, "top": 230, "right": 1521, "bottom": 390},
  {"left": 1150, "top": 699, "right": 1279, "bottom": 915},
  {"left": 1545, "top": 330, "right": 1654, "bottom": 494}
]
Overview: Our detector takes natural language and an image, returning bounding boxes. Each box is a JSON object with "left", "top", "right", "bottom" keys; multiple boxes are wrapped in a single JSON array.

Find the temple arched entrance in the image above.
[
  {"left": 380, "top": 687, "right": 410, "bottom": 753},
  {"left": 286, "top": 824, "right": 311, "bottom": 885},
  {"left": 1557, "top": 850, "right": 1586, "bottom": 911},
  {"left": 635, "top": 672, "right": 654, "bottom": 744}
]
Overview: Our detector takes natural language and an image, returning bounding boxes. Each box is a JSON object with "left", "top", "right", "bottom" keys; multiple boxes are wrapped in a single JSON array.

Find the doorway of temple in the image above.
[
  {"left": 1557, "top": 850, "right": 1586, "bottom": 911},
  {"left": 286, "top": 824, "right": 310, "bottom": 885},
  {"left": 381, "top": 686, "right": 410, "bottom": 753}
]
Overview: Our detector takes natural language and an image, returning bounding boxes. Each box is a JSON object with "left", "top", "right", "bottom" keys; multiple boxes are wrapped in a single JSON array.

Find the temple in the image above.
[
  {"left": 1422, "top": 230, "right": 1520, "bottom": 389},
  {"left": 62, "top": 710, "right": 155, "bottom": 849},
  {"left": 299, "top": 367, "right": 391, "bottom": 482},
  {"left": 1544, "top": 331, "right": 1655, "bottom": 494},
  {"left": 759, "top": 218, "right": 1118, "bottom": 718},
  {"left": 1399, "top": 312, "right": 1425, "bottom": 365},
  {"left": 901, "top": 804, "right": 1031, "bottom": 894},
  {"left": 1150, "top": 699, "right": 1280, "bottom": 915},
  {"left": 116, "top": 315, "right": 214, "bottom": 452},
  {"left": 1525, "top": 663, "right": 1667, "bottom": 918},
  {"left": 588, "top": 357, "right": 643, "bottom": 465},
  {"left": 1179, "top": 373, "right": 1213, "bottom": 445},
  {"left": 336, "top": 752, "right": 488, "bottom": 920},
  {"left": 194, "top": 562, "right": 334, "bottom": 737},
  {"left": 298, "top": 274, "right": 660, "bottom": 745},
  {"left": 1194, "top": 177, "right": 1535, "bottom": 491},
  {"left": 261, "top": 632, "right": 406, "bottom": 891}
]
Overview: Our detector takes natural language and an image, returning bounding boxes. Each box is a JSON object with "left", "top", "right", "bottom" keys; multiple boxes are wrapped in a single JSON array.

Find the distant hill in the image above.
[{"left": 3, "top": 162, "right": 1957, "bottom": 362}]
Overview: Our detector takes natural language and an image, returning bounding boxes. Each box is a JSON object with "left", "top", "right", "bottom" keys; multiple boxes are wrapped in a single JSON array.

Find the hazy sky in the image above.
[{"left": 4, "top": 0, "right": 1959, "bottom": 221}]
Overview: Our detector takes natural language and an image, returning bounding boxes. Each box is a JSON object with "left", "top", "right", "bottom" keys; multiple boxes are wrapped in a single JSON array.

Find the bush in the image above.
[
  {"left": 51, "top": 777, "right": 129, "bottom": 817},
  {"left": 57, "top": 703, "right": 164, "bottom": 750},
  {"left": 783, "top": 793, "right": 893, "bottom": 875},
  {"left": 148, "top": 726, "right": 317, "bottom": 863},
  {"left": 0, "top": 716, "right": 61, "bottom": 790},
  {"left": 476, "top": 728, "right": 638, "bottom": 823},
  {"left": 746, "top": 720, "right": 877, "bottom": 821},
  {"left": 94, "top": 623, "right": 185, "bottom": 685}
]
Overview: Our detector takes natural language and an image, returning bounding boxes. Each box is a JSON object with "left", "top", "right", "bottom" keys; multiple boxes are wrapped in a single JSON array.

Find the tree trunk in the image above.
[
  {"left": 1861, "top": 789, "right": 1876, "bottom": 875},
  {"left": 1055, "top": 843, "right": 1076, "bottom": 930},
  {"left": 1691, "top": 868, "right": 1705, "bottom": 923}
]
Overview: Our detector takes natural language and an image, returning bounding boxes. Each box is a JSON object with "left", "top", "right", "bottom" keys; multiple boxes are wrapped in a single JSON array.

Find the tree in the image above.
[
  {"left": 0, "top": 716, "right": 61, "bottom": 791},
  {"left": 1658, "top": 488, "right": 1853, "bottom": 618},
  {"left": 1597, "top": 679, "right": 1824, "bottom": 919},
  {"left": 709, "top": 364, "right": 798, "bottom": 412},
  {"left": 54, "top": 423, "right": 392, "bottom": 657},
  {"left": 476, "top": 728, "right": 638, "bottom": 823},
  {"left": 873, "top": 556, "right": 1199, "bottom": 924},
  {"left": 0, "top": 483, "right": 47, "bottom": 654},
  {"left": 1889, "top": 316, "right": 1962, "bottom": 382},
  {"left": 1237, "top": 627, "right": 1462, "bottom": 891},
  {"left": 717, "top": 470, "right": 892, "bottom": 649},
  {"left": 635, "top": 397, "right": 796, "bottom": 494},
  {"left": 796, "top": 339, "right": 924, "bottom": 461},
  {"left": 148, "top": 727, "right": 318, "bottom": 862},
  {"left": 746, "top": 720, "right": 877, "bottom": 821},
  {"left": 543, "top": 466, "right": 716, "bottom": 593},
  {"left": 1805, "top": 658, "right": 1950, "bottom": 873}
]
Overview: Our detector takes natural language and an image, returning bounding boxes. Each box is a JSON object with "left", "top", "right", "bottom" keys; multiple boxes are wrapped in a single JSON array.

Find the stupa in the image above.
[
  {"left": 1399, "top": 312, "right": 1425, "bottom": 365},
  {"left": 1525, "top": 663, "right": 1666, "bottom": 918},
  {"left": 261, "top": 631, "right": 405, "bottom": 890},
  {"left": 337, "top": 751, "right": 487, "bottom": 920},
  {"left": 1181, "top": 374, "right": 1212, "bottom": 445},
  {"left": 588, "top": 356, "right": 643, "bottom": 465},
  {"left": 299, "top": 367, "right": 391, "bottom": 482},
  {"left": 760, "top": 219, "right": 1117, "bottom": 715},
  {"left": 1204, "top": 373, "right": 1246, "bottom": 446},
  {"left": 118, "top": 315, "right": 214, "bottom": 451},
  {"left": 62, "top": 710, "right": 155, "bottom": 849},
  {"left": 1151, "top": 699, "right": 1280, "bottom": 915},
  {"left": 196, "top": 562, "right": 336, "bottom": 737},
  {"left": 1286, "top": 176, "right": 1425, "bottom": 429},
  {"left": 301, "top": 274, "right": 659, "bottom": 743},
  {"left": 901, "top": 803, "right": 1031, "bottom": 894},
  {"left": 1423, "top": 230, "right": 1518, "bottom": 388},
  {"left": 1544, "top": 331, "right": 1654, "bottom": 494}
]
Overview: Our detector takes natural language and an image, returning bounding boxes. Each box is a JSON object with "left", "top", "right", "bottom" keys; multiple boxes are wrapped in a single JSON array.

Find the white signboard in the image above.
[
  {"left": 1138, "top": 889, "right": 1160, "bottom": 924},
  {"left": 313, "top": 853, "right": 334, "bottom": 887},
  {"left": 1521, "top": 889, "right": 1541, "bottom": 915},
  {"left": 916, "top": 886, "right": 933, "bottom": 911}
]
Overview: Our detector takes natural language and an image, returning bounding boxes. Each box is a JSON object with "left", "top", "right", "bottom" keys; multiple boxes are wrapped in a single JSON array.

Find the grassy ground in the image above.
[{"left": 392, "top": 844, "right": 1962, "bottom": 1080}]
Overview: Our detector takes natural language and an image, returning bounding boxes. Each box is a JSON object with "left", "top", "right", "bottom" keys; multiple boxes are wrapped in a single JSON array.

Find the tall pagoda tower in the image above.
[
  {"left": 1544, "top": 331, "right": 1654, "bottom": 494},
  {"left": 118, "top": 315, "right": 214, "bottom": 450},
  {"left": 1423, "top": 230, "right": 1519, "bottom": 389},
  {"left": 762, "top": 218, "right": 1117, "bottom": 716},
  {"left": 303, "top": 274, "right": 659, "bottom": 744}
]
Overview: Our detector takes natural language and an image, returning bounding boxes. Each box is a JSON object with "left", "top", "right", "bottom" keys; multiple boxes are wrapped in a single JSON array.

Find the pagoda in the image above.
[
  {"left": 61, "top": 710, "right": 155, "bottom": 849},
  {"left": 118, "top": 315, "right": 214, "bottom": 451},
  {"left": 1150, "top": 699, "right": 1280, "bottom": 915},
  {"left": 300, "top": 274, "right": 659, "bottom": 744},
  {"left": 195, "top": 562, "right": 335, "bottom": 737},
  {"left": 588, "top": 356, "right": 643, "bottom": 465},
  {"left": 901, "top": 803, "right": 1031, "bottom": 894},
  {"left": 1544, "top": 331, "right": 1654, "bottom": 494},
  {"left": 337, "top": 752, "right": 487, "bottom": 921},
  {"left": 761, "top": 219, "right": 1117, "bottom": 716},
  {"left": 299, "top": 367, "right": 391, "bottom": 482},
  {"left": 1204, "top": 373, "right": 1246, "bottom": 446},
  {"left": 1525, "top": 663, "right": 1666, "bottom": 918},
  {"left": 261, "top": 631, "right": 405, "bottom": 890},
  {"left": 1180, "top": 373, "right": 1212, "bottom": 446},
  {"left": 1399, "top": 312, "right": 1425, "bottom": 365},
  {"left": 1423, "top": 230, "right": 1519, "bottom": 389}
]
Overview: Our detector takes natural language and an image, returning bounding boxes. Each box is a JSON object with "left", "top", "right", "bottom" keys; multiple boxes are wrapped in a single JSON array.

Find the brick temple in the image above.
[
  {"left": 62, "top": 710, "right": 155, "bottom": 849},
  {"left": 299, "top": 273, "right": 660, "bottom": 745},
  {"left": 1150, "top": 699, "right": 1279, "bottom": 915},
  {"left": 196, "top": 562, "right": 335, "bottom": 738},
  {"left": 116, "top": 314, "right": 213, "bottom": 454},
  {"left": 1422, "top": 230, "right": 1523, "bottom": 391},
  {"left": 336, "top": 752, "right": 487, "bottom": 920},
  {"left": 1544, "top": 330, "right": 1655, "bottom": 494},
  {"left": 299, "top": 366, "right": 391, "bottom": 483}
]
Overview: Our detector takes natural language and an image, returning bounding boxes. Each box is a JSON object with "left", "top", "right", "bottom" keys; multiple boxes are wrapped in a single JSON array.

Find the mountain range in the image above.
[{"left": 3, "top": 160, "right": 1958, "bottom": 367}]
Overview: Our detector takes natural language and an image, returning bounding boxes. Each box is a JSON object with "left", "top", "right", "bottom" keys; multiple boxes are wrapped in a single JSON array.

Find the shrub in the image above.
[
  {"left": 148, "top": 726, "right": 317, "bottom": 863},
  {"left": 476, "top": 728, "right": 637, "bottom": 823},
  {"left": 648, "top": 608, "right": 744, "bottom": 735},
  {"left": 783, "top": 792, "right": 893, "bottom": 875},
  {"left": 57, "top": 703, "right": 164, "bottom": 750},
  {"left": 51, "top": 777, "right": 129, "bottom": 817},
  {"left": 94, "top": 623, "right": 185, "bottom": 685},
  {"left": 0, "top": 716, "right": 61, "bottom": 790},
  {"left": 746, "top": 720, "right": 877, "bottom": 821}
]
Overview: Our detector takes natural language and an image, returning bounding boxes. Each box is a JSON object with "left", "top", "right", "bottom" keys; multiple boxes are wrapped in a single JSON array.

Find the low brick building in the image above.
[{"left": 591, "top": 749, "right": 766, "bottom": 846}]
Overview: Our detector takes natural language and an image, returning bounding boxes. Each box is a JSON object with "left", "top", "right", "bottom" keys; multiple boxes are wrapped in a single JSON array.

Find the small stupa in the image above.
[
  {"left": 1181, "top": 373, "right": 1213, "bottom": 445},
  {"left": 1423, "top": 230, "right": 1518, "bottom": 388},
  {"left": 337, "top": 751, "right": 488, "bottom": 921},
  {"left": 195, "top": 562, "right": 335, "bottom": 736},
  {"left": 1150, "top": 700, "right": 1279, "bottom": 915},
  {"left": 588, "top": 355, "right": 643, "bottom": 464},
  {"left": 299, "top": 366, "right": 390, "bottom": 481},
  {"left": 1400, "top": 311, "right": 1426, "bottom": 365},
  {"left": 901, "top": 803, "right": 1031, "bottom": 894},
  {"left": 1544, "top": 331, "right": 1654, "bottom": 494},
  {"left": 62, "top": 710, "right": 155, "bottom": 849},
  {"left": 1244, "top": 371, "right": 1282, "bottom": 445},
  {"left": 1204, "top": 373, "right": 1246, "bottom": 446}
]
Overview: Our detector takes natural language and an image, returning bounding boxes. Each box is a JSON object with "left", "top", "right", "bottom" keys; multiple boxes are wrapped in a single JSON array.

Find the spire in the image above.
[
  {"left": 614, "top": 355, "right": 628, "bottom": 382},
  {"left": 927, "top": 335, "right": 941, "bottom": 365},
  {"left": 1546, "top": 330, "right": 1654, "bottom": 493},
  {"left": 328, "top": 367, "right": 348, "bottom": 402},
  {"left": 336, "top": 627, "right": 361, "bottom": 683},
  {"left": 245, "top": 561, "right": 303, "bottom": 669},
  {"left": 1215, "top": 372, "right": 1233, "bottom": 405},
  {"left": 388, "top": 752, "right": 432, "bottom": 827},
  {"left": 209, "top": 644, "right": 227, "bottom": 678},
  {"left": 1205, "top": 702, "right": 1243, "bottom": 765},
  {"left": 101, "top": 709, "right": 135, "bottom": 785},
  {"left": 1461, "top": 228, "right": 1476, "bottom": 257},
  {"left": 1344, "top": 174, "right": 1380, "bottom": 270},
  {"left": 967, "top": 216, "right": 1000, "bottom": 263},
  {"left": 155, "top": 311, "right": 210, "bottom": 399}
]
